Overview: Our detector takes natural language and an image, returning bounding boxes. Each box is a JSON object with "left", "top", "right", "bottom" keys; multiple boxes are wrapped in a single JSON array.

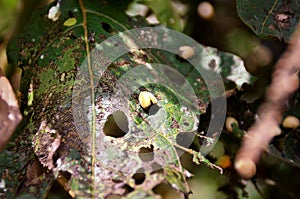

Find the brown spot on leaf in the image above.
[
  {"left": 275, "top": 13, "right": 291, "bottom": 28},
  {"left": 268, "top": 24, "right": 276, "bottom": 31},
  {"left": 170, "top": 117, "right": 179, "bottom": 128},
  {"left": 208, "top": 59, "right": 217, "bottom": 70},
  {"left": 274, "top": 0, "right": 295, "bottom": 28}
]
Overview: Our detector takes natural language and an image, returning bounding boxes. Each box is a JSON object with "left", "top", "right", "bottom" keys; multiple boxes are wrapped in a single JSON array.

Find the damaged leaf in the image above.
[{"left": 4, "top": 0, "right": 252, "bottom": 198}]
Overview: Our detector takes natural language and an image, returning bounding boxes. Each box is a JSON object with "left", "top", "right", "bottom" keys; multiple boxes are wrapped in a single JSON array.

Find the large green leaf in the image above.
[
  {"left": 3, "top": 0, "right": 251, "bottom": 198},
  {"left": 237, "top": 0, "right": 300, "bottom": 41}
]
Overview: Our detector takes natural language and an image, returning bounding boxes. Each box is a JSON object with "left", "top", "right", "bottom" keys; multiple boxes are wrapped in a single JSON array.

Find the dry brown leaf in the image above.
[
  {"left": 25, "top": 157, "right": 44, "bottom": 186},
  {"left": 0, "top": 70, "right": 22, "bottom": 151},
  {"left": 33, "top": 121, "right": 61, "bottom": 170}
]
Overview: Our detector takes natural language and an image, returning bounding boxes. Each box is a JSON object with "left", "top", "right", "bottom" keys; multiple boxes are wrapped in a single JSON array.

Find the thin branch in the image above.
[{"left": 234, "top": 21, "right": 300, "bottom": 179}]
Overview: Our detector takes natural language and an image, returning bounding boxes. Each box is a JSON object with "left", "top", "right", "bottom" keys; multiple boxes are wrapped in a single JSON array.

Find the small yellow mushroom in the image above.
[
  {"left": 138, "top": 91, "right": 157, "bottom": 109},
  {"left": 179, "top": 45, "right": 195, "bottom": 59},
  {"left": 282, "top": 115, "right": 300, "bottom": 129},
  {"left": 197, "top": 1, "right": 215, "bottom": 20},
  {"left": 225, "top": 116, "right": 238, "bottom": 132},
  {"left": 234, "top": 158, "right": 256, "bottom": 179}
]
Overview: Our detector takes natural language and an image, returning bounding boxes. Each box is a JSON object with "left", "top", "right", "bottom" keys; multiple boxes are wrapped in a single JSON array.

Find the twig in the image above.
[{"left": 234, "top": 21, "right": 300, "bottom": 179}]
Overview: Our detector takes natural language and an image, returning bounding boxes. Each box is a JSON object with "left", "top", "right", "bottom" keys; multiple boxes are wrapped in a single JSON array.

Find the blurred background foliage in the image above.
[
  {"left": 1, "top": 0, "right": 300, "bottom": 199},
  {"left": 0, "top": 0, "right": 18, "bottom": 73},
  {"left": 0, "top": 0, "right": 18, "bottom": 38}
]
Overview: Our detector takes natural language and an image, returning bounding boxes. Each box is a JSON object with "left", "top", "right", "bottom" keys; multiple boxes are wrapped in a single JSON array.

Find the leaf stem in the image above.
[{"left": 79, "top": 0, "right": 97, "bottom": 197}]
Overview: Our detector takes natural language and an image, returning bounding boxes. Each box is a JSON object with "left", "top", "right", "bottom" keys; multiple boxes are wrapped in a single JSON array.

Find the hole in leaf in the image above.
[
  {"left": 142, "top": 103, "right": 160, "bottom": 115},
  {"left": 111, "top": 179, "right": 134, "bottom": 195},
  {"left": 101, "top": 22, "right": 114, "bottom": 33},
  {"left": 148, "top": 104, "right": 159, "bottom": 115},
  {"left": 138, "top": 145, "right": 154, "bottom": 162},
  {"left": 48, "top": 180, "right": 72, "bottom": 198},
  {"left": 198, "top": 104, "right": 211, "bottom": 133},
  {"left": 112, "top": 178, "right": 122, "bottom": 183},
  {"left": 59, "top": 171, "right": 71, "bottom": 180},
  {"left": 106, "top": 194, "right": 122, "bottom": 199},
  {"left": 132, "top": 169, "right": 145, "bottom": 185},
  {"left": 103, "top": 110, "right": 129, "bottom": 138},
  {"left": 68, "top": 11, "right": 74, "bottom": 18},
  {"left": 123, "top": 184, "right": 134, "bottom": 194},
  {"left": 152, "top": 183, "right": 174, "bottom": 196}
]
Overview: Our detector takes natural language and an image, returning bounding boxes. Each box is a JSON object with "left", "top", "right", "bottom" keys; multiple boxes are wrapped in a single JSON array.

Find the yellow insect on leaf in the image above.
[
  {"left": 138, "top": 91, "right": 157, "bottom": 109},
  {"left": 63, "top": 18, "right": 77, "bottom": 26}
]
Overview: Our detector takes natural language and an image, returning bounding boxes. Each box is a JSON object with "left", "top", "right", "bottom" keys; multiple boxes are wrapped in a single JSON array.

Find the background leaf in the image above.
[{"left": 237, "top": 0, "right": 300, "bottom": 42}]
